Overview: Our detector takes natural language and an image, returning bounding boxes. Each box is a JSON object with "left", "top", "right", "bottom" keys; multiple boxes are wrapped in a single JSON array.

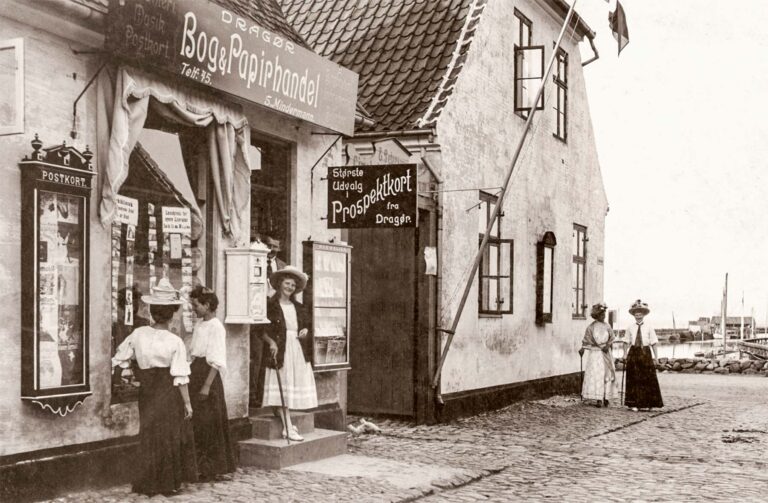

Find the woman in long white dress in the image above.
[
  {"left": 261, "top": 266, "right": 317, "bottom": 441},
  {"left": 579, "top": 302, "right": 617, "bottom": 407}
]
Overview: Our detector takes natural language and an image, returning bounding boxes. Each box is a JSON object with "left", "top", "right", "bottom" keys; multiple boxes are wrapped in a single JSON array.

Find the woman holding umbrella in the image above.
[
  {"left": 620, "top": 299, "right": 664, "bottom": 411},
  {"left": 261, "top": 266, "right": 317, "bottom": 441},
  {"left": 579, "top": 302, "right": 617, "bottom": 407}
]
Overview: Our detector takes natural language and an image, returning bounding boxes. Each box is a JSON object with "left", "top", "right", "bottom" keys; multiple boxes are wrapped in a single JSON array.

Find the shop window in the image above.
[
  {"left": 478, "top": 192, "right": 512, "bottom": 315},
  {"left": 250, "top": 136, "right": 291, "bottom": 257},
  {"left": 572, "top": 224, "right": 587, "bottom": 319},
  {"left": 513, "top": 10, "right": 543, "bottom": 117},
  {"left": 553, "top": 48, "right": 568, "bottom": 142},
  {"left": 536, "top": 231, "right": 557, "bottom": 325},
  {"left": 0, "top": 38, "right": 24, "bottom": 135},
  {"left": 110, "top": 124, "right": 206, "bottom": 404}
]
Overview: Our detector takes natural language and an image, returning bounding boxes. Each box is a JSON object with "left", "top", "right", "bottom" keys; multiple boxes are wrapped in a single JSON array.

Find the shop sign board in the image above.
[
  {"left": 105, "top": 0, "right": 358, "bottom": 135},
  {"left": 327, "top": 164, "right": 417, "bottom": 228}
]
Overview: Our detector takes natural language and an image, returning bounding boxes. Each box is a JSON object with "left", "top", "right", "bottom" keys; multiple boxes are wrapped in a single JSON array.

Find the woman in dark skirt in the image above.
[
  {"left": 112, "top": 278, "right": 198, "bottom": 495},
  {"left": 621, "top": 299, "right": 664, "bottom": 411},
  {"left": 188, "top": 286, "right": 236, "bottom": 480}
]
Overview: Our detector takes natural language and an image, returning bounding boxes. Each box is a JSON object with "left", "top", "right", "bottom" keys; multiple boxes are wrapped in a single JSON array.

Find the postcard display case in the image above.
[
  {"left": 303, "top": 241, "right": 351, "bottom": 370},
  {"left": 19, "top": 136, "right": 95, "bottom": 416}
]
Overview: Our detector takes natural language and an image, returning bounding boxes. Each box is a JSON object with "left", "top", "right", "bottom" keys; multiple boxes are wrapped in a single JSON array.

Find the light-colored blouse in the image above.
[
  {"left": 189, "top": 317, "right": 227, "bottom": 373},
  {"left": 279, "top": 301, "right": 299, "bottom": 332},
  {"left": 112, "top": 326, "right": 191, "bottom": 386},
  {"left": 620, "top": 322, "right": 659, "bottom": 347}
]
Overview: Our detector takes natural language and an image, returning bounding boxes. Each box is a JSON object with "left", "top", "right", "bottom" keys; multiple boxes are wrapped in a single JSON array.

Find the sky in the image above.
[{"left": 573, "top": 0, "right": 768, "bottom": 329}]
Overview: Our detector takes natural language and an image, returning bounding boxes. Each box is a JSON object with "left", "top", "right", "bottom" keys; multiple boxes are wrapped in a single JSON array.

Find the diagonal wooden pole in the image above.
[{"left": 432, "top": 0, "right": 579, "bottom": 391}]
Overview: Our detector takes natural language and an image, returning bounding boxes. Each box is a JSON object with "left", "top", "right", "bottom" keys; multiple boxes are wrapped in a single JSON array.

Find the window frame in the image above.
[
  {"left": 0, "top": 37, "right": 24, "bottom": 136},
  {"left": 572, "top": 224, "right": 587, "bottom": 319},
  {"left": 478, "top": 192, "right": 513, "bottom": 316},
  {"left": 513, "top": 10, "right": 537, "bottom": 119},
  {"left": 536, "top": 231, "right": 557, "bottom": 325},
  {"left": 553, "top": 48, "right": 568, "bottom": 142}
]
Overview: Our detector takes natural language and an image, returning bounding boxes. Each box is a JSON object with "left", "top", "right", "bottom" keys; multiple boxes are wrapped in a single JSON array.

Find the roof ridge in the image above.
[{"left": 415, "top": 0, "right": 485, "bottom": 128}]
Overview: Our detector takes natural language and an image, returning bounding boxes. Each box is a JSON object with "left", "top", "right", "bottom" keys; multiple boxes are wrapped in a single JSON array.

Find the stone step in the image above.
[
  {"left": 238, "top": 428, "right": 347, "bottom": 470},
  {"left": 249, "top": 412, "right": 315, "bottom": 440}
]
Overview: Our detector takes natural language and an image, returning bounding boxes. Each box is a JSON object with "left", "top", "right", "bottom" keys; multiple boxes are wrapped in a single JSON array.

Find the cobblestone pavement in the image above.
[{"left": 47, "top": 373, "right": 768, "bottom": 502}]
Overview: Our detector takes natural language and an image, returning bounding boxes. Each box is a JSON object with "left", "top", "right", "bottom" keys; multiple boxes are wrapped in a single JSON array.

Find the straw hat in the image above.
[
  {"left": 629, "top": 299, "right": 650, "bottom": 315},
  {"left": 270, "top": 266, "right": 309, "bottom": 293},
  {"left": 590, "top": 302, "right": 608, "bottom": 317},
  {"left": 141, "top": 277, "right": 183, "bottom": 305}
]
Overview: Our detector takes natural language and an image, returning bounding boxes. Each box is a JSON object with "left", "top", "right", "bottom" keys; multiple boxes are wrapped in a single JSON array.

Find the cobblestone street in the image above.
[{"left": 49, "top": 373, "right": 768, "bottom": 502}]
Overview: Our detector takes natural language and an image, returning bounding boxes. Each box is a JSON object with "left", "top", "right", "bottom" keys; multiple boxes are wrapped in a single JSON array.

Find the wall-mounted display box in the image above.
[
  {"left": 224, "top": 243, "right": 270, "bottom": 324},
  {"left": 19, "top": 135, "right": 94, "bottom": 416},
  {"left": 303, "top": 241, "right": 351, "bottom": 371}
]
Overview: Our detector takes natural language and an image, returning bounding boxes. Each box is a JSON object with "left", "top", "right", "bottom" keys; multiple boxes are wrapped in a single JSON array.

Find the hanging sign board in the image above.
[
  {"left": 105, "top": 0, "right": 358, "bottom": 136},
  {"left": 327, "top": 164, "right": 417, "bottom": 229}
]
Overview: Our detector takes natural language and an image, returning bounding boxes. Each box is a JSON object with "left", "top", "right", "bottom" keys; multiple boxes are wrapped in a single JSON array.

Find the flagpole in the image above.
[
  {"left": 740, "top": 291, "right": 744, "bottom": 340},
  {"left": 431, "top": 0, "right": 579, "bottom": 391},
  {"left": 722, "top": 274, "right": 728, "bottom": 354}
]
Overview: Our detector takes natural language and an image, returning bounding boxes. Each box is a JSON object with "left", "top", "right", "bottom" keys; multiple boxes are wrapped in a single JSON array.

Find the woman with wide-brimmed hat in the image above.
[
  {"left": 112, "top": 278, "right": 198, "bottom": 495},
  {"left": 260, "top": 266, "right": 318, "bottom": 441},
  {"left": 620, "top": 299, "right": 664, "bottom": 411},
  {"left": 579, "top": 302, "right": 617, "bottom": 407}
]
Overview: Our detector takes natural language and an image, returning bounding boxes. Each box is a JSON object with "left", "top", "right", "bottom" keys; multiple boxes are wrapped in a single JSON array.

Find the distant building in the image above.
[{"left": 710, "top": 316, "right": 754, "bottom": 338}]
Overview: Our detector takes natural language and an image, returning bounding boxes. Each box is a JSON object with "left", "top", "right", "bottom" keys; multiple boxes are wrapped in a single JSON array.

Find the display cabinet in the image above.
[
  {"left": 303, "top": 241, "right": 351, "bottom": 371},
  {"left": 19, "top": 135, "right": 94, "bottom": 415}
]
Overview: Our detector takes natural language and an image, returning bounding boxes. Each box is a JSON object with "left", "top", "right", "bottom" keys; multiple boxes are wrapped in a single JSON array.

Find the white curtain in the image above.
[{"left": 97, "top": 65, "right": 251, "bottom": 241}]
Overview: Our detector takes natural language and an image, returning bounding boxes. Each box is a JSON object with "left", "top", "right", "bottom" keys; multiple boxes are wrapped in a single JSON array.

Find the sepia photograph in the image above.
[{"left": 2, "top": 0, "right": 766, "bottom": 501}]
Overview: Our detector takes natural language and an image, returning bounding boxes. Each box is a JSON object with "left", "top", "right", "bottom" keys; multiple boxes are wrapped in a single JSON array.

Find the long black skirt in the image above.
[
  {"left": 189, "top": 358, "right": 236, "bottom": 479},
  {"left": 624, "top": 345, "right": 664, "bottom": 409},
  {"left": 134, "top": 367, "right": 198, "bottom": 495}
]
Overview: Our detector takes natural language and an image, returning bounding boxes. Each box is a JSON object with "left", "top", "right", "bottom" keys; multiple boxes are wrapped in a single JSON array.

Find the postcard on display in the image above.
[
  {"left": 170, "top": 234, "right": 182, "bottom": 259},
  {"left": 39, "top": 300, "right": 58, "bottom": 343},
  {"left": 39, "top": 192, "right": 58, "bottom": 224},
  {"left": 148, "top": 203, "right": 155, "bottom": 215},
  {"left": 149, "top": 276, "right": 157, "bottom": 289},
  {"left": 56, "top": 194, "right": 79, "bottom": 225},
  {"left": 126, "top": 225, "right": 136, "bottom": 242},
  {"left": 56, "top": 264, "right": 80, "bottom": 306}
]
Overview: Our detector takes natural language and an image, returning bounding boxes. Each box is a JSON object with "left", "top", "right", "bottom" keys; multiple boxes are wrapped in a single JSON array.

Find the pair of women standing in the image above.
[
  {"left": 111, "top": 279, "right": 234, "bottom": 496},
  {"left": 579, "top": 299, "right": 663, "bottom": 411}
]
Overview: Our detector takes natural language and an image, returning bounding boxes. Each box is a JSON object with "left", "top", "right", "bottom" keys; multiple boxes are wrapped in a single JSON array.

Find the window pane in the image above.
[
  {"left": 0, "top": 44, "right": 18, "bottom": 127},
  {"left": 500, "top": 242, "right": 511, "bottom": 277},
  {"left": 490, "top": 202, "right": 498, "bottom": 236},
  {"left": 480, "top": 277, "right": 491, "bottom": 310},
  {"left": 481, "top": 244, "right": 490, "bottom": 275},
  {"left": 488, "top": 278, "right": 499, "bottom": 309},
  {"left": 489, "top": 243, "right": 499, "bottom": 276},
  {"left": 543, "top": 247, "right": 553, "bottom": 315},
  {"left": 500, "top": 275, "right": 511, "bottom": 312},
  {"left": 478, "top": 200, "right": 487, "bottom": 235}
]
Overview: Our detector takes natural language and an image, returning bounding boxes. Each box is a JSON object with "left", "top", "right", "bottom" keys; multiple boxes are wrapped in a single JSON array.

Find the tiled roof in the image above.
[
  {"left": 212, "top": 0, "right": 308, "bottom": 47},
  {"left": 279, "top": 0, "right": 488, "bottom": 132}
]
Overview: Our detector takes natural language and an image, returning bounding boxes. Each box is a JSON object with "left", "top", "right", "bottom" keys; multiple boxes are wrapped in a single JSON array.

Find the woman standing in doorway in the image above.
[
  {"left": 188, "top": 287, "right": 236, "bottom": 481},
  {"left": 261, "top": 266, "right": 317, "bottom": 441},
  {"left": 111, "top": 278, "right": 197, "bottom": 496},
  {"left": 579, "top": 302, "right": 617, "bottom": 407},
  {"left": 621, "top": 299, "right": 664, "bottom": 411}
]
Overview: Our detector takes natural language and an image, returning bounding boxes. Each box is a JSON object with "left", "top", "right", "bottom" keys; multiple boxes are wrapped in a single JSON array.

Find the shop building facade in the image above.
[
  {"left": 281, "top": 0, "right": 608, "bottom": 422},
  {"left": 0, "top": 0, "right": 357, "bottom": 498}
]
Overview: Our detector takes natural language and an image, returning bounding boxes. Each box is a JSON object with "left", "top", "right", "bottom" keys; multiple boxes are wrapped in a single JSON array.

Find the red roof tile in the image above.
[{"left": 279, "top": 0, "right": 487, "bottom": 132}]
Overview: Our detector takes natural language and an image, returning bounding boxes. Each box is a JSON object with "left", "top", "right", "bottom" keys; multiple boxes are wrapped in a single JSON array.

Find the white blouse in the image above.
[
  {"left": 620, "top": 322, "right": 659, "bottom": 347},
  {"left": 279, "top": 302, "right": 299, "bottom": 332},
  {"left": 189, "top": 318, "right": 227, "bottom": 373},
  {"left": 112, "top": 326, "right": 191, "bottom": 386}
]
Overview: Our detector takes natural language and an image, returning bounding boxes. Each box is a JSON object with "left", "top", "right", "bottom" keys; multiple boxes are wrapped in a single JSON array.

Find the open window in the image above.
[
  {"left": 514, "top": 45, "right": 545, "bottom": 114},
  {"left": 478, "top": 192, "right": 513, "bottom": 315},
  {"left": 536, "top": 231, "right": 557, "bottom": 325}
]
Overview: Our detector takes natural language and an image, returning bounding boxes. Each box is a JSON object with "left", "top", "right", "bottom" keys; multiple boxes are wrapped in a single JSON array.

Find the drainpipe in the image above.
[{"left": 581, "top": 34, "right": 600, "bottom": 67}]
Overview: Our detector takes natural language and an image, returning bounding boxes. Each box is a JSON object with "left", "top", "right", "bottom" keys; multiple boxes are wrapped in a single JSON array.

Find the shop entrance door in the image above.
[{"left": 348, "top": 206, "right": 437, "bottom": 422}]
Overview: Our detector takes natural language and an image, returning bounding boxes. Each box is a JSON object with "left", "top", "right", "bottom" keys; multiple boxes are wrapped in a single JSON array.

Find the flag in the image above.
[{"left": 609, "top": 1, "right": 629, "bottom": 55}]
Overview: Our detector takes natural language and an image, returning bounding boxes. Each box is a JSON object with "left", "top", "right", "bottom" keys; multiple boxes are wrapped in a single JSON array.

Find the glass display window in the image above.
[{"left": 110, "top": 128, "right": 206, "bottom": 403}]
